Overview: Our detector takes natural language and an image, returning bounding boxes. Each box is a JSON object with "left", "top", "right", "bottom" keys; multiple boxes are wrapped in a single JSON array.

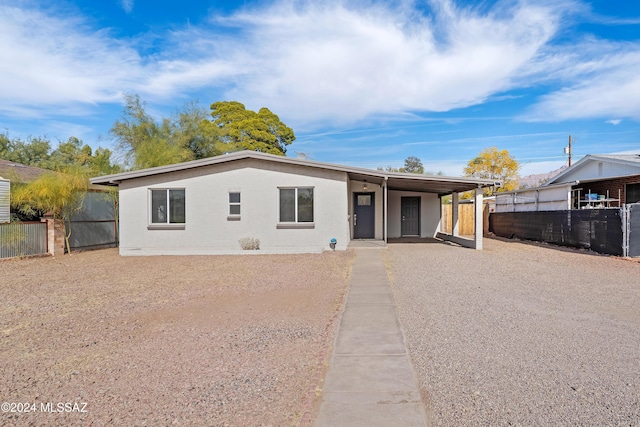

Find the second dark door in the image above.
[{"left": 401, "top": 197, "right": 420, "bottom": 236}]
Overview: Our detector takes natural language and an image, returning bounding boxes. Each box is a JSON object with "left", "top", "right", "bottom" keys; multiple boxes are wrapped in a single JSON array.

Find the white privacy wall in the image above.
[
  {"left": 494, "top": 184, "right": 572, "bottom": 212},
  {"left": 118, "top": 159, "right": 350, "bottom": 255}
]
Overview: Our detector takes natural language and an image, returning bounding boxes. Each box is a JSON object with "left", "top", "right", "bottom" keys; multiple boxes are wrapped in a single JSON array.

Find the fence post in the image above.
[
  {"left": 41, "top": 217, "right": 65, "bottom": 255},
  {"left": 621, "top": 205, "right": 629, "bottom": 257}
]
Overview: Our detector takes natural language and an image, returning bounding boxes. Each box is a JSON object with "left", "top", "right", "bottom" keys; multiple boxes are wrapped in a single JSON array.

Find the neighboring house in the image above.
[
  {"left": 91, "top": 151, "right": 497, "bottom": 255},
  {"left": 491, "top": 153, "right": 640, "bottom": 257},
  {"left": 495, "top": 154, "right": 640, "bottom": 212}
]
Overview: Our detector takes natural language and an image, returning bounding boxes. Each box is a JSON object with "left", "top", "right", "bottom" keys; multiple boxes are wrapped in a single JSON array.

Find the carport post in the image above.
[
  {"left": 383, "top": 177, "right": 388, "bottom": 244},
  {"left": 452, "top": 192, "right": 459, "bottom": 236},
  {"left": 474, "top": 186, "right": 483, "bottom": 250}
]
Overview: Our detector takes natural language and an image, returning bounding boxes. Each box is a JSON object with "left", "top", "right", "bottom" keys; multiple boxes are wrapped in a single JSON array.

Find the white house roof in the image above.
[
  {"left": 90, "top": 150, "right": 499, "bottom": 195},
  {"left": 545, "top": 154, "right": 640, "bottom": 186}
]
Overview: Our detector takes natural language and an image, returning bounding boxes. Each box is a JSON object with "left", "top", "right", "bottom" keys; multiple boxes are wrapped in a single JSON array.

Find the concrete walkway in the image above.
[{"left": 314, "top": 248, "right": 428, "bottom": 427}]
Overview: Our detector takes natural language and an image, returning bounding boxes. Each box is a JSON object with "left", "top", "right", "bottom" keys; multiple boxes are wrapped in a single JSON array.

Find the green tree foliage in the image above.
[
  {"left": 110, "top": 95, "right": 226, "bottom": 169},
  {"left": 378, "top": 156, "right": 437, "bottom": 174},
  {"left": 1, "top": 131, "right": 120, "bottom": 176},
  {"left": 11, "top": 167, "right": 89, "bottom": 253},
  {"left": 109, "top": 96, "right": 296, "bottom": 169},
  {"left": 208, "top": 101, "right": 295, "bottom": 155},
  {"left": 403, "top": 156, "right": 424, "bottom": 174},
  {"left": 173, "top": 101, "right": 224, "bottom": 160},
  {"left": 463, "top": 147, "right": 520, "bottom": 196},
  {"left": 110, "top": 94, "right": 195, "bottom": 169},
  {"left": 0, "top": 133, "right": 52, "bottom": 168}
]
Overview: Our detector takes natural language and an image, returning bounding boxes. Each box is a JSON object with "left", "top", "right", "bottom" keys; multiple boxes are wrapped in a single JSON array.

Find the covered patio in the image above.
[{"left": 344, "top": 169, "right": 498, "bottom": 250}]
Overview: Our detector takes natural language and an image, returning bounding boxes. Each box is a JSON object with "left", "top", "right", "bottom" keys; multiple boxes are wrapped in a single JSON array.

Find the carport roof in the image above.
[{"left": 91, "top": 150, "right": 499, "bottom": 195}]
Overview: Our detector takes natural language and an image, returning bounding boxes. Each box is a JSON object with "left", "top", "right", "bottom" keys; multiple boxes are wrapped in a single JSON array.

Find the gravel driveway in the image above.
[
  {"left": 1, "top": 249, "right": 353, "bottom": 426},
  {"left": 386, "top": 238, "right": 640, "bottom": 426}
]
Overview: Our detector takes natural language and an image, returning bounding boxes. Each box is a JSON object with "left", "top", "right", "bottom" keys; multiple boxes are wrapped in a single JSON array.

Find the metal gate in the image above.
[
  {"left": 0, "top": 222, "right": 47, "bottom": 258},
  {"left": 623, "top": 203, "right": 640, "bottom": 257}
]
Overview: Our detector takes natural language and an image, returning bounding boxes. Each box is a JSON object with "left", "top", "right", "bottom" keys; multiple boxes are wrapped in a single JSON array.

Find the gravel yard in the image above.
[
  {"left": 1, "top": 249, "right": 353, "bottom": 426},
  {"left": 386, "top": 238, "right": 640, "bottom": 426}
]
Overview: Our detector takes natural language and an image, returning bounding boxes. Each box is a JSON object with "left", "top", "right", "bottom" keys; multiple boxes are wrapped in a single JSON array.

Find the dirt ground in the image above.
[
  {"left": 387, "top": 237, "right": 640, "bottom": 426},
  {"left": 0, "top": 249, "right": 353, "bottom": 426}
]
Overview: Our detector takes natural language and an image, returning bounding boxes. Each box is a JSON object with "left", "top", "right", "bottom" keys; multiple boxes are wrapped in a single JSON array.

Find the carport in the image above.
[{"left": 344, "top": 169, "right": 499, "bottom": 250}]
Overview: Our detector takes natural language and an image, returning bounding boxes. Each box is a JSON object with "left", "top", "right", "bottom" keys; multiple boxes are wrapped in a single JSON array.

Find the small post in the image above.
[{"left": 41, "top": 216, "right": 65, "bottom": 255}]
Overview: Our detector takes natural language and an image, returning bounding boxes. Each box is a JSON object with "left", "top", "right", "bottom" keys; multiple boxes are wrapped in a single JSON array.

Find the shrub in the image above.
[{"left": 239, "top": 237, "right": 260, "bottom": 250}]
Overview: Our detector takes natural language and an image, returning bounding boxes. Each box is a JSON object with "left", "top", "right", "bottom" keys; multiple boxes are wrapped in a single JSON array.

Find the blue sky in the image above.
[{"left": 1, "top": 0, "right": 639, "bottom": 176}]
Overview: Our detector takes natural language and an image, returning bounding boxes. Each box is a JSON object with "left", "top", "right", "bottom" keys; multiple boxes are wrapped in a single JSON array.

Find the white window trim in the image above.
[
  {"left": 277, "top": 186, "right": 315, "bottom": 228},
  {"left": 148, "top": 188, "right": 186, "bottom": 230}
]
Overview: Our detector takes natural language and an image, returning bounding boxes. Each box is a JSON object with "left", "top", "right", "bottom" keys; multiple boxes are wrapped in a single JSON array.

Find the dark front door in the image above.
[
  {"left": 401, "top": 197, "right": 420, "bottom": 236},
  {"left": 354, "top": 193, "right": 375, "bottom": 239}
]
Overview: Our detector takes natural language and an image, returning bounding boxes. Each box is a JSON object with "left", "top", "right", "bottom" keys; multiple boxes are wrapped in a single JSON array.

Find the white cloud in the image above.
[
  {"left": 0, "top": 2, "right": 141, "bottom": 116},
  {"left": 198, "top": 0, "right": 560, "bottom": 128},
  {"left": 523, "top": 43, "right": 640, "bottom": 122},
  {"left": 606, "top": 119, "right": 622, "bottom": 125},
  {"left": 120, "top": 0, "right": 134, "bottom": 14},
  {"left": 0, "top": 0, "right": 581, "bottom": 128}
]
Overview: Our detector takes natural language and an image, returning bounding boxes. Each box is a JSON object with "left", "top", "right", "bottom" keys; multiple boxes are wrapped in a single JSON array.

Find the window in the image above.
[
  {"left": 279, "top": 187, "right": 314, "bottom": 223},
  {"left": 357, "top": 195, "right": 371, "bottom": 206},
  {"left": 150, "top": 189, "right": 185, "bottom": 225},
  {"left": 228, "top": 192, "right": 241, "bottom": 219},
  {"left": 627, "top": 183, "right": 640, "bottom": 204}
]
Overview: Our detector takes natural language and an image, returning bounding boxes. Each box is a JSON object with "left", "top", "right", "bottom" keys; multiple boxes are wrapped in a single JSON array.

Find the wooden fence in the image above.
[
  {"left": 0, "top": 222, "right": 47, "bottom": 258},
  {"left": 441, "top": 204, "right": 492, "bottom": 236},
  {"left": 441, "top": 204, "right": 475, "bottom": 235}
]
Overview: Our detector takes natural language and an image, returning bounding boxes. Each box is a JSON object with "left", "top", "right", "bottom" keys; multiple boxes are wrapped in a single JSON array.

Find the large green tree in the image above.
[
  {"left": 208, "top": 101, "right": 295, "bottom": 155},
  {"left": 464, "top": 147, "right": 520, "bottom": 195},
  {"left": 110, "top": 96, "right": 296, "bottom": 169},
  {"left": 110, "top": 94, "right": 194, "bottom": 169},
  {"left": 111, "top": 95, "right": 226, "bottom": 169}
]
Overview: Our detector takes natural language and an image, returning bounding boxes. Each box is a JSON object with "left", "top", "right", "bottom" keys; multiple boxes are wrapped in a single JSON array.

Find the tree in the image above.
[
  {"left": 0, "top": 131, "right": 120, "bottom": 175},
  {"left": 110, "top": 94, "right": 194, "bottom": 169},
  {"left": 463, "top": 147, "right": 519, "bottom": 195},
  {"left": 172, "top": 101, "right": 223, "bottom": 160},
  {"left": 0, "top": 134, "right": 52, "bottom": 168},
  {"left": 11, "top": 167, "right": 89, "bottom": 253},
  {"left": 378, "top": 156, "right": 432, "bottom": 174},
  {"left": 403, "top": 156, "right": 424, "bottom": 174},
  {"left": 208, "top": 101, "right": 295, "bottom": 155}
]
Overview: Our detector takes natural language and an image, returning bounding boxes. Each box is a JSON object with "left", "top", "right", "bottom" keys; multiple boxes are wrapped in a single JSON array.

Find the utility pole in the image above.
[{"left": 564, "top": 135, "right": 573, "bottom": 166}]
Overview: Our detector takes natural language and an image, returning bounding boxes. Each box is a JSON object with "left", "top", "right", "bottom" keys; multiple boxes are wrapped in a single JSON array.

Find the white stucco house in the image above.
[{"left": 90, "top": 151, "right": 498, "bottom": 255}]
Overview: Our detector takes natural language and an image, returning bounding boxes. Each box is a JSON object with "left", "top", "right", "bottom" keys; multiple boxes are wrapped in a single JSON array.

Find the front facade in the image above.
[{"left": 92, "top": 151, "right": 496, "bottom": 255}]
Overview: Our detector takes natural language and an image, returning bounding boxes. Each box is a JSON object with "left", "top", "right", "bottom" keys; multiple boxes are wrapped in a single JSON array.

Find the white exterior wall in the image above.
[
  {"left": 0, "top": 178, "right": 9, "bottom": 223},
  {"left": 387, "top": 191, "right": 440, "bottom": 238},
  {"left": 118, "top": 159, "right": 350, "bottom": 255},
  {"left": 495, "top": 185, "right": 572, "bottom": 212}
]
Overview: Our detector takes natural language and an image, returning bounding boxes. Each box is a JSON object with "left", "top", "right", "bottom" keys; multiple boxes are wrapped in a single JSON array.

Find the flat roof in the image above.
[{"left": 91, "top": 150, "right": 499, "bottom": 195}]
